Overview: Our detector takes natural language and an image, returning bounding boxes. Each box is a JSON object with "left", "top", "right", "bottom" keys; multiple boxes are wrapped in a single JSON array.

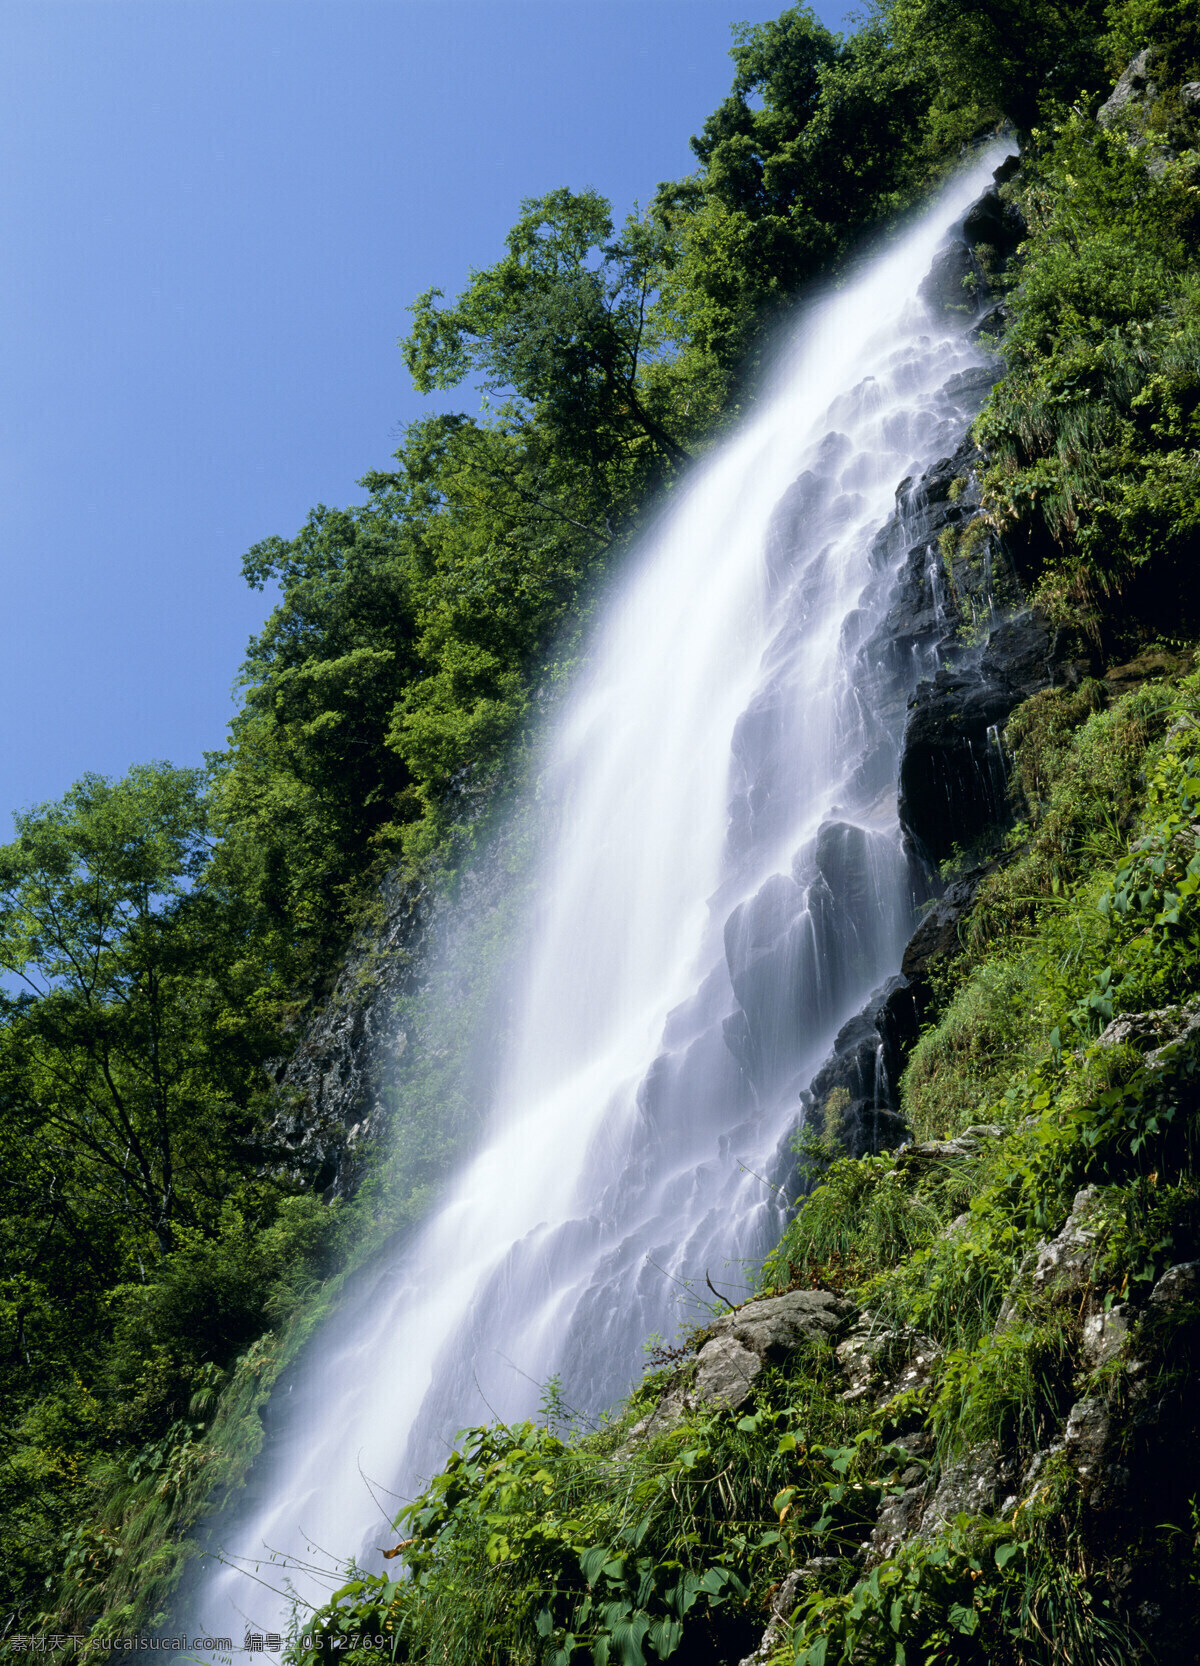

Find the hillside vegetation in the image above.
[{"left": 1, "top": 0, "right": 1198, "bottom": 1654}]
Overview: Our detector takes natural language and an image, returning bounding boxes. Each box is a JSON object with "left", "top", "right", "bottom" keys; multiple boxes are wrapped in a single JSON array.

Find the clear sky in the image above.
[{"left": 1, "top": 0, "right": 848, "bottom": 827}]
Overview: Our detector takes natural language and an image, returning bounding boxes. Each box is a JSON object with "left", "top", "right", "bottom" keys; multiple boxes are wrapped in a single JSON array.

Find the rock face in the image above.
[
  {"left": 895, "top": 168, "right": 1057, "bottom": 867},
  {"left": 898, "top": 610, "right": 1058, "bottom": 869},
  {"left": 265, "top": 789, "right": 529, "bottom": 1198},
  {"left": 267, "top": 871, "right": 431, "bottom": 1196},
  {"left": 896, "top": 867, "right": 988, "bottom": 1022},
  {"left": 882, "top": 440, "right": 1059, "bottom": 871},
  {"left": 918, "top": 152, "right": 1025, "bottom": 320},
  {"left": 835, "top": 1313, "right": 940, "bottom": 1407},
  {"left": 799, "top": 980, "right": 914, "bottom": 1158}
]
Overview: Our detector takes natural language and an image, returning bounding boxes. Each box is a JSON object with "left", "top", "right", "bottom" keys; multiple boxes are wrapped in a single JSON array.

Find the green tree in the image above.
[
  {"left": 879, "top": 0, "right": 1108, "bottom": 133},
  {"left": 650, "top": 7, "right": 932, "bottom": 393},
  {"left": 403, "top": 187, "right": 690, "bottom": 472},
  {"left": 0, "top": 764, "right": 219, "bottom": 1254},
  {"left": 210, "top": 495, "right": 424, "bottom": 980}
]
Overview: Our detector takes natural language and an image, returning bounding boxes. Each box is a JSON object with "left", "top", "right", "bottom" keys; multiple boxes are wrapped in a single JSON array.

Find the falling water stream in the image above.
[{"left": 195, "top": 145, "right": 1012, "bottom": 1641}]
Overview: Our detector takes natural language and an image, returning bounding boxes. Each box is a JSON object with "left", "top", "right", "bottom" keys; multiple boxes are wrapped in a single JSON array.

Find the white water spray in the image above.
[{"left": 195, "top": 146, "right": 1011, "bottom": 1640}]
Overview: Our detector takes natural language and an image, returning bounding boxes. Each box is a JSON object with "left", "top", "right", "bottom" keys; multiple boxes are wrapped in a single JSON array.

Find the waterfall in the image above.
[{"left": 194, "top": 144, "right": 1011, "bottom": 1642}]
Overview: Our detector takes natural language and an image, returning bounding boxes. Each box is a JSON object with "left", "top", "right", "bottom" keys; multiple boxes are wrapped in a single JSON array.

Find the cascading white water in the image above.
[{"left": 195, "top": 144, "right": 1011, "bottom": 1642}]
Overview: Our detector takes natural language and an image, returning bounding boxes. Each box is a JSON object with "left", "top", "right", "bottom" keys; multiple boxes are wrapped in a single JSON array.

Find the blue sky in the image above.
[{"left": 1, "top": 0, "right": 848, "bottom": 827}]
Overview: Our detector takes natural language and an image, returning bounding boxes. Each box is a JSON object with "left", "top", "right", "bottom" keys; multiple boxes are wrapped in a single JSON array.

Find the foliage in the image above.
[
  {"left": 976, "top": 106, "right": 1200, "bottom": 649},
  {"left": 288, "top": 1358, "right": 925, "bottom": 1666},
  {"left": 0, "top": 764, "right": 357, "bottom": 1630},
  {"left": 781, "top": 1520, "right": 1133, "bottom": 1665},
  {"left": 404, "top": 190, "right": 690, "bottom": 470},
  {"left": 761, "top": 1152, "right": 947, "bottom": 1294},
  {"left": 880, "top": 0, "right": 1108, "bottom": 133}
]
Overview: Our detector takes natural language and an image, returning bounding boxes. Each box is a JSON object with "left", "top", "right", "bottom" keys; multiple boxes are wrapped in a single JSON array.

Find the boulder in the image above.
[
  {"left": 693, "top": 1336, "right": 763, "bottom": 1411},
  {"left": 1098, "top": 48, "right": 1157, "bottom": 130},
  {"left": 1030, "top": 1187, "right": 1103, "bottom": 1301},
  {"left": 921, "top": 1442, "right": 1009, "bottom": 1531},
  {"left": 718, "top": 1288, "right": 856, "bottom": 1359},
  {"left": 1082, "top": 1305, "right": 1131, "bottom": 1369},
  {"left": 1149, "top": 1261, "right": 1200, "bottom": 1310},
  {"left": 940, "top": 364, "right": 1002, "bottom": 407},
  {"left": 635, "top": 1289, "right": 858, "bottom": 1428}
]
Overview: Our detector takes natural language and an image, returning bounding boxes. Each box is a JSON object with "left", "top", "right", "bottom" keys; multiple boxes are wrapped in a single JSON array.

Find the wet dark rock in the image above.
[
  {"left": 801, "top": 980, "right": 913, "bottom": 1158},
  {"left": 822, "top": 430, "right": 1063, "bottom": 1156},
  {"left": 899, "top": 871, "right": 985, "bottom": 1020},
  {"left": 898, "top": 608, "right": 1057, "bottom": 869},
  {"left": 724, "top": 822, "right": 904, "bottom": 1098},
  {"left": 981, "top": 610, "right": 1062, "bottom": 702},
  {"left": 940, "top": 364, "right": 1002, "bottom": 407},
  {"left": 898, "top": 668, "right": 1016, "bottom": 867},
  {"left": 993, "top": 152, "right": 1021, "bottom": 185},
  {"left": 918, "top": 177, "right": 1025, "bottom": 322},
  {"left": 855, "top": 436, "right": 998, "bottom": 702},
  {"left": 919, "top": 239, "right": 984, "bottom": 316},
  {"left": 969, "top": 302, "right": 1009, "bottom": 342},
  {"left": 962, "top": 187, "right": 1026, "bottom": 258}
]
